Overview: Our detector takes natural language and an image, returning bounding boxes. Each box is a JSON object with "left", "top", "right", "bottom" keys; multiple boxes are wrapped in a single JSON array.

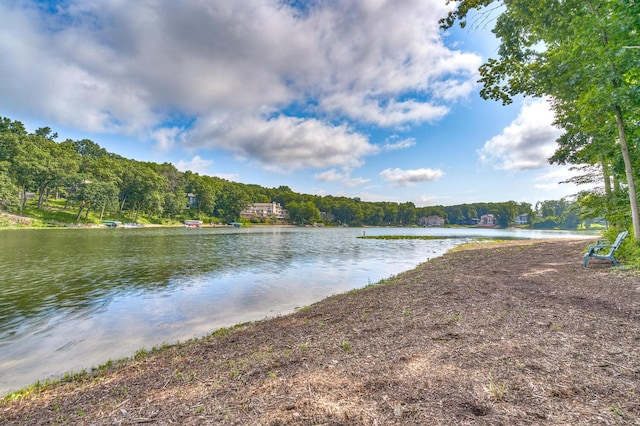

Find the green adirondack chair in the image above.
[{"left": 583, "top": 230, "right": 628, "bottom": 267}]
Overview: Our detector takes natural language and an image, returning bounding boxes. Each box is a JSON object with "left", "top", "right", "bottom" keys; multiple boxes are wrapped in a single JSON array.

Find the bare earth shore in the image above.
[{"left": 2, "top": 239, "right": 639, "bottom": 425}]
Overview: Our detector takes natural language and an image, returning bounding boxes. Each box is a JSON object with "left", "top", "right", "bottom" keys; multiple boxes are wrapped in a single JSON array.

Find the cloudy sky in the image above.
[{"left": 0, "top": 0, "right": 580, "bottom": 207}]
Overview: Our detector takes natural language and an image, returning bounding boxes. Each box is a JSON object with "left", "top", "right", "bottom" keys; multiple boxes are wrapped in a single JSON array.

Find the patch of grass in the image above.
[
  {"left": 340, "top": 340, "right": 352, "bottom": 352},
  {"left": 549, "top": 321, "right": 563, "bottom": 332},
  {"left": 358, "top": 235, "right": 453, "bottom": 240},
  {"left": 3, "top": 343, "right": 171, "bottom": 401},
  {"left": 134, "top": 348, "right": 149, "bottom": 360},
  {"left": 225, "top": 359, "right": 248, "bottom": 379},
  {"left": 21, "top": 200, "right": 81, "bottom": 225},
  {"left": 609, "top": 405, "right": 624, "bottom": 416},
  {"left": 3, "top": 380, "right": 50, "bottom": 402},
  {"left": 484, "top": 373, "right": 508, "bottom": 401},
  {"left": 208, "top": 322, "right": 253, "bottom": 340},
  {"left": 98, "top": 360, "right": 114, "bottom": 371}
]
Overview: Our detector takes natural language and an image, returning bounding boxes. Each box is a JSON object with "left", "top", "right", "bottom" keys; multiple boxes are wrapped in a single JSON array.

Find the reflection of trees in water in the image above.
[
  {"left": 3, "top": 227, "right": 473, "bottom": 340},
  {"left": 0, "top": 229, "right": 301, "bottom": 339}
]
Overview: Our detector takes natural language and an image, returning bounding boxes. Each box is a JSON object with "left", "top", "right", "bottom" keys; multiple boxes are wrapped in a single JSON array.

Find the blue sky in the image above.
[{"left": 0, "top": 0, "right": 583, "bottom": 207}]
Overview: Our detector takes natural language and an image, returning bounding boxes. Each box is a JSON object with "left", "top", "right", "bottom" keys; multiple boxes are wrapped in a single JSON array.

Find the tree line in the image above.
[{"left": 1, "top": 116, "right": 584, "bottom": 228}]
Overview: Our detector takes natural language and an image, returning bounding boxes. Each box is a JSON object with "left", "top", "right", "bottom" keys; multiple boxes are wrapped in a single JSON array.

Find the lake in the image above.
[{"left": 0, "top": 226, "right": 593, "bottom": 395}]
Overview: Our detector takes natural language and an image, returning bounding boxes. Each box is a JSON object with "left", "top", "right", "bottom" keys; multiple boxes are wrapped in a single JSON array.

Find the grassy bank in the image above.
[{"left": 1, "top": 239, "right": 638, "bottom": 424}]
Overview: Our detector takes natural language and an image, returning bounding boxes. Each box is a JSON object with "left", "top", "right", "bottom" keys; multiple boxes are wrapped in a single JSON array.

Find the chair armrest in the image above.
[{"left": 587, "top": 243, "right": 614, "bottom": 250}]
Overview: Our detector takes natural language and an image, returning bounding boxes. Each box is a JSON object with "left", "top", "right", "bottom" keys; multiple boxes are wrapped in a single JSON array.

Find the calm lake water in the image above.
[{"left": 0, "top": 226, "right": 593, "bottom": 394}]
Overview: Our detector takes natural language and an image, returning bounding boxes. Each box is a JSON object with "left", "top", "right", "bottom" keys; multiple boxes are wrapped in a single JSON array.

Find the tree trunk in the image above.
[
  {"left": 613, "top": 105, "right": 640, "bottom": 240},
  {"left": 76, "top": 202, "right": 86, "bottom": 221},
  {"left": 133, "top": 203, "right": 140, "bottom": 223},
  {"left": 601, "top": 159, "right": 611, "bottom": 196},
  {"left": 100, "top": 203, "right": 106, "bottom": 221},
  {"left": 37, "top": 187, "right": 46, "bottom": 209},
  {"left": 19, "top": 186, "right": 27, "bottom": 210}
]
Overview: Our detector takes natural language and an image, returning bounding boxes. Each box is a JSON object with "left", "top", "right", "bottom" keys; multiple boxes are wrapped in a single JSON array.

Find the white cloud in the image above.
[
  {"left": 380, "top": 167, "right": 444, "bottom": 187},
  {"left": 382, "top": 136, "right": 416, "bottom": 151},
  {"left": 319, "top": 94, "right": 451, "bottom": 127},
  {"left": 175, "top": 155, "right": 213, "bottom": 175},
  {"left": 181, "top": 114, "right": 377, "bottom": 172},
  {"left": 315, "top": 169, "right": 370, "bottom": 188},
  {"left": 534, "top": 167, "right": 576, "bottom": 183},
  {"left": 152, "top": 127, "right": 181, "bottom": 153},
  {"left": 212, "top": 173, "right": 241, "bottom": 182},
  {"left": 532, "top": 165, "right": 596, "bottom": 193},
  {"left": 315, "top": 169, "right": 345, "bottom": 182},
  {"left": 413, "top": 195, "right": 440, "bottom": 206},
  {"left": 478, "top": 98, "right": 563, "bottom": 171},
  {"left": 533, "top": 182, "right": 562, "bottom": 191},
  {"left": 342, "top": 177, "right": 371, "bottom": 187},
  {"left": 0, "top": 0, "right": 481, "bottom": 141},
  {"left": 356, "top": 191, "right": 400, "bottom": 203}
]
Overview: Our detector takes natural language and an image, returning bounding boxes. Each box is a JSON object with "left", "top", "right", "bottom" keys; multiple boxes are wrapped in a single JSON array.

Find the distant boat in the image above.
[
  {"left": 184, "top": 220, "right": 203, "bottom": 228},
  {"left": 229, "top": 222, "right": 242, "bottom": 227},
  {"left": 102, "top": 221, "right": 122, "bottom": 228},
  {"left": 124, "top": 223, "right": 143, "bottom": 228}
]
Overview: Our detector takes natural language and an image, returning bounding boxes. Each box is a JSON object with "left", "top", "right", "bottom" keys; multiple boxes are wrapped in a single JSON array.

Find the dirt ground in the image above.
[{"left": 2, "top": 239, "right": 639, "bottom": 425}]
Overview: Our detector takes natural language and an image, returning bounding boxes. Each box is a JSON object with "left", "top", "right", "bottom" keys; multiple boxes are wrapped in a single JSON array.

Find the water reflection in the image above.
[{"left": 0, "top": 226, "right": 593, "bottom": 394}]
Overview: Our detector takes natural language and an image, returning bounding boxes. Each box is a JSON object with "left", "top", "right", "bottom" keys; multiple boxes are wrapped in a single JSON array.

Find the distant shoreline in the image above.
[{"left": 1, "top": 211, "right": 601, "bottom": 232}]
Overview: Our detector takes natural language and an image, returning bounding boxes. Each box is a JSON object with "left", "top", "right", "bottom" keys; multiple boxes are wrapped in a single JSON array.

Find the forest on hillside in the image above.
[{"left": 0, "top": 117, "right": 585, "bottom": 228}]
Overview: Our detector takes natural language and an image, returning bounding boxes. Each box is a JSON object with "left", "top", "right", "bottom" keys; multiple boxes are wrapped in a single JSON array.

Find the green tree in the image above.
[
  {"left": 300, "top": 201, "right": 321, "bottom": 224},
  {"left": 0, "top": 161, "right": 18, "bottom": 210},
  {"left": 446, "top": 206, "right": 463, "bottom": 224},
  {"left": 214, "top": 182, "right": 251, "bottom": 223},
  {"left": 29, "top": 135, "right": 79, "bottom": 209},
  {"left": 0, "top": 117, "right": 27, "bottom": 136},
  {"left": 382, "top": 202, "right": 399, "bottom": 225},
  {"left": 189, "top": 174, "right": 219, "bottom": 216},
  {"left": 0, "top": 131, "right": 28, "bottom": 209},
  {"left": 72, "top": 181, "right": 119, "bottom": 221},
  {"left": 119, "top": 161, "right": 165, "bottom": 222},
  {"left": 442, "top": 0, "right": 640, "bottom": 239},
  {"left": 335, "top": 199, "right": 363, "bottom": 225},
  {"left": 362, "top": 204, "right": 384, "bottom": 226},
  {"left": 465, "top": 205, "right": 478, "bottom": 221},
  {"left": 287, "top": 200, "right": 320, "bottom": 224}
]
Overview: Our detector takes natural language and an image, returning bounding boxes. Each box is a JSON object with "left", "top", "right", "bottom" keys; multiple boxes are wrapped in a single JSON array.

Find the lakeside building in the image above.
[
  {"left": 320, "top": 211, "right": 335, "bottom": 222},
  {"left": 419, "top": 215, "right": 445, "bottom": 227},
  {"left": 241, "top": 202, "right": 288, "bottom": 221},
  {"left": 186, "top": 193, "right": 198, "bottom": 208},
  {"left": 479, "top": 214, "right": 496, "bottom": 227},
  {"left": 514, "top": 213, "right": 529, "bottom": 225},
  {"left": 457, "top": 217, "right": 481, "bottom": 225}
]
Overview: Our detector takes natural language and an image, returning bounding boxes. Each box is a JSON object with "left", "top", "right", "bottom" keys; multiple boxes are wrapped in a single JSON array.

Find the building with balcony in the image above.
[{"left": 240, "top": 202, "right": 288, "bottom": 220}]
